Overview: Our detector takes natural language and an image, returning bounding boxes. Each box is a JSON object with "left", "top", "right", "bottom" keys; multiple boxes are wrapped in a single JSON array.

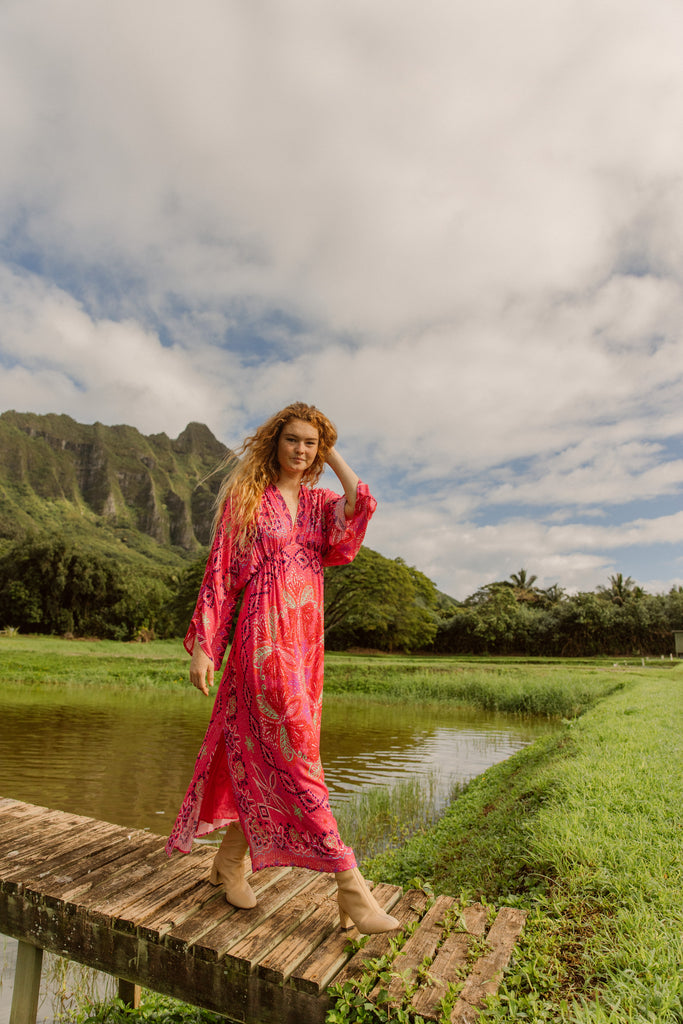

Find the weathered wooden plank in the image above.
[
  {"left": 0, "top": 818, "right": 102, "bottom": 877},
  {"left": 449, "top": 999, "right": 480, "bottom": 1024},
  {"left": 256, "top": 881, "right": 344, "bottom": 985},
  {"left": 451, "top": 907, "right": 528, "bottom": 1023},
  {"left": 0, "top": 888, "right": 246, "bottom": 1023},
  {"left": 2, "top": 806, "right": 104, "bottom": 856},
  {"left": 248, "top": 973, "right": 333, "bottom": 1024},
  {"left": 0, "top": 813, "right": 55, "bottom": 853},
  {"left": 411, "top": 903, "right": 488, "bottom": 1021},
  {"left": 136, "top": 877, "right": 221, "bottom": 940},
  {"left": 75, "top": 849, "right": 175, "bottom": 920},
  {"left": 165, "top": 864, "right": 292, "bottom": 955},
  {"left": 0, "top": 822, "right": 129, "bottom": 887},
  {"left": 0, "top": 801, "right": 527, "bottom": 1024},
  {"left": 0, "top": 817, "right": 153, "bottom": 885},
  {"left": 0, "top": 797, "right": 41, "bottom": 816},
  {"left": 0, "top": 812, "right": 44, "bottom": 837},
  {"left": 36, "top": 834, "right": 163, "bottom": 904},
  {"left": 225, "top": 872, "right": 336, "bottom": 975},
  {"left": 379, "top": 894, "right": 455, "bottom": 1007},
  {"left": 108, "top": 851, "right": 213, "bottom": 933},
  {"left": 0, "top": 801, "right": 64, "bottom": 829},
  {"left": 165, "top": 894, "right": 241, "bottom": 954},
  {"left": 291, "top": 882, "right": 404, "bottom": 996},
  {"left": 130, "top": 925, "right": 330, "bottom": 1024},
  {"left": 37, "top": 819, "right": 126, "bottom": 858},
  {"left": 193, "top": 867, "right": 315, "bottom": 962},
  {"left": 9, "top": 940, "right": 43, "bottom": 1024},
  {"left": 21, "top": 820, "right": 129, "bottom": 870}
]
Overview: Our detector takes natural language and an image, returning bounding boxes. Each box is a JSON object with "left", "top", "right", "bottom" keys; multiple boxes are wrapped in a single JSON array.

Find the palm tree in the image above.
[
  {"left": 539, "top": 583, "right": 565, "bottom": 607},
  {"left": 508, "top": 569, "right": 539, "bottom": 604},
  {"left": 597, "top": 573, "right": 637, "bottom": 606}
]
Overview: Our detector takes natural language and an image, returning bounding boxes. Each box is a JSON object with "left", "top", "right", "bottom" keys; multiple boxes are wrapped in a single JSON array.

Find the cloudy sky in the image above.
[{"left": 2, "top": 0, "right": 683, "bottom": 599}]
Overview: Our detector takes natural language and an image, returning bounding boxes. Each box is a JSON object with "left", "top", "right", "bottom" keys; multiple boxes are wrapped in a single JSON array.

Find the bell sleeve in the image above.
[
  {"left": 321, "top": 481, "right": 377, "bottom": 567},
  {"left": 183, "top": 506, "right": 251, "bottom": 669}
]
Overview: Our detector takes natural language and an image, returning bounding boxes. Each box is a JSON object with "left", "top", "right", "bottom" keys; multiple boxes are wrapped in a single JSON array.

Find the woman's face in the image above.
[{"left": 276, "top": 418, "right": 319, "bottom": 477}]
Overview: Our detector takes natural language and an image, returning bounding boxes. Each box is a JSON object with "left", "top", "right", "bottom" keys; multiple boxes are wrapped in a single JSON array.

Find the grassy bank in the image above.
[
  {"left": 324, "top": 659, "right": 629, "bottom": 717},
  {"left": 1, "top": 635, "right": 631, "bottom": 717},
  {"left": 364, "top": 666, "right": 683, "bottom": 1022},
  {"left": 0, "top": 636, "right": 189, "bottom": 690}
]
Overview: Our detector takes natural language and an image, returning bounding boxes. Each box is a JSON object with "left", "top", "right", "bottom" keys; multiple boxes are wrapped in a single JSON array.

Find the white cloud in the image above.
[
  {"left": 1, "top": 0, "right": 683, "bottom": 597},
  {"left": 2, "top": 0, "right": 683, "bottom": 334},
  {"left": 0, "top": 267, "right": 236, "bottom": 436}
]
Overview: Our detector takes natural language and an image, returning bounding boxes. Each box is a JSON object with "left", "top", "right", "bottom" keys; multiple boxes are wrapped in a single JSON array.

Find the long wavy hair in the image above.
[{"left": 212, "top": 402, "right": 338, "bottom": 548}]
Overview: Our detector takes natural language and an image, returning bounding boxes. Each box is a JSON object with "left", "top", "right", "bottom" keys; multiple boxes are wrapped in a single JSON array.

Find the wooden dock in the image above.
[{"left": 0, "top": 798, "right": 526, "bottom": 1024}]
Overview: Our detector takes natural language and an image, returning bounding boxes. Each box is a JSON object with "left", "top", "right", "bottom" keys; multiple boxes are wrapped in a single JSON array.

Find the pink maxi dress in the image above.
[{"left": 165, "top": 481, "right": 377, "bottom": 874}]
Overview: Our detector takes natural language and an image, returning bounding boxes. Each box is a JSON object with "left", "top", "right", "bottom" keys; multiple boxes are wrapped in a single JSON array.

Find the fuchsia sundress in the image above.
[{"left": 165, "top": 481, "right": 376, "bottom": 874}]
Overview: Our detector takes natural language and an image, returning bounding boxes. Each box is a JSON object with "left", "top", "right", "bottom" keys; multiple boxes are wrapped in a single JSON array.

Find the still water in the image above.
[
  {"left": 0, "top": 687, "right": 556, "bottom": 831},
  {"left": 0, "top": 686, "right": 557, "bottom": 1023}
]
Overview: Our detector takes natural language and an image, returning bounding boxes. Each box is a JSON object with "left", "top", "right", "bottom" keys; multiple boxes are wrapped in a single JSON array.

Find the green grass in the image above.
[
  {"left": 1, "top": 636, "right": 633, "bottom": 717},
  {"left": 0, "top": 635, "right": 189, "bottom": 691},
  {"left": 324, "top": 659, "right": 630, "bottom": 717},
  {"left": 333, "top": 771, "right": 452, "bottom": 863},
  {"left": 364, "top": 666, "right": 683, "bottom": 1022},
  {"left": 59, "top": 988, "right": 223, "bottom": 1024}
]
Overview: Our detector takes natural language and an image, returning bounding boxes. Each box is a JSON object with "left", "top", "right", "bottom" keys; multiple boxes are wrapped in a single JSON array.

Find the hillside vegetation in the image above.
[
  {"left": 0, "top": 411, "right": 228, "bottom": 638},
  {"left": 0, "top": 410, "right": 230, "bottom": 559}
]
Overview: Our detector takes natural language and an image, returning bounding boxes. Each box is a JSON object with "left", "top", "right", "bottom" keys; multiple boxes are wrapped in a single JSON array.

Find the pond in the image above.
[
  {"left": 0, "top": 684, "right": 558, "bottom": 1023},
  {"left": 0, "top": 686, "right": 556, "bottom": 832}
]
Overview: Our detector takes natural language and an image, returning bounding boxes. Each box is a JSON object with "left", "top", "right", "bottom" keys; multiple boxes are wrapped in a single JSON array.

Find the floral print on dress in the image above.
[{"left": 165, "top": 481, "right": 376, "bottom": 874}]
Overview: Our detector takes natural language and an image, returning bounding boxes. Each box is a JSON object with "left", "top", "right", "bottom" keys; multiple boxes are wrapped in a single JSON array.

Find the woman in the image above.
[{"left": 166, "top": 402, "right": 399, "bottom": 935}]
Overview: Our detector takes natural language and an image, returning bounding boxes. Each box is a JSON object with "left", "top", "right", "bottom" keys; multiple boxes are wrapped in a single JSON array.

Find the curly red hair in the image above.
[{"left": 213, "top": 402, "right": 337, "bottom": 547}]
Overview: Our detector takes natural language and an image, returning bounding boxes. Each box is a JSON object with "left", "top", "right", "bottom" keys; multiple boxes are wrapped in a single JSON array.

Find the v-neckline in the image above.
[{"left": 273, "top": 484, "right": 301, "bottom": 528}]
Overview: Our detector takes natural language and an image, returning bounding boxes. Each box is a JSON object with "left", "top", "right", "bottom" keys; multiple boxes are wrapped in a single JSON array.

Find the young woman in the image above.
[{"left": 166, "top": 402, "right": 399, "bottom": 935}]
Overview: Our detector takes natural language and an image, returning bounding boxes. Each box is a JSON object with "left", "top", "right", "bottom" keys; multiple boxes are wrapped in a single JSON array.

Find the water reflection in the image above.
[
  {"left": 0, "top": 687, "right": 557, "bottom": 831},
  {"left": 321, "top": 701, "right": 551, "bottom": 812}
]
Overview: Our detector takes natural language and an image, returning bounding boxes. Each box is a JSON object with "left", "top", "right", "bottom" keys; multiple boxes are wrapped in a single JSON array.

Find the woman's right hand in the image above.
[{"left": 190, "top": 643, "right": 215, "bottom": 696}]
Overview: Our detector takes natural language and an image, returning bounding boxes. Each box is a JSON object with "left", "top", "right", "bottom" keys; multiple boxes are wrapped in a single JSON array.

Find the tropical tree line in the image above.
[
  {"left": 434, "top": 570, "right": 683, "bottom": 657},
  {"left": 0, "top": 537, "right": 178, "bottom": 641},
  {"left": 1, "top": 537, "right": 682, "bottom": 656}
]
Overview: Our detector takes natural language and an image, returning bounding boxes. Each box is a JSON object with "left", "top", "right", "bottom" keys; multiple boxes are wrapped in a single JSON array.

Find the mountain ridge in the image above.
[{"left": 0, "top": 411, "right": 232, "bottom": 565}]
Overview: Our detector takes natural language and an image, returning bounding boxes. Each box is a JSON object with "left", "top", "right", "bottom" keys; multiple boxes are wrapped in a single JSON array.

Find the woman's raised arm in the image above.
[{"left": 325, "top": 447, "right": 359, "bottom": 518}]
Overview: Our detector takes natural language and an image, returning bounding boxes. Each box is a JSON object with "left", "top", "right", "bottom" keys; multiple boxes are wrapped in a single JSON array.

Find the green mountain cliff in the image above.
[{"left": 0, "top": 411, "right": 232, "bottom": 568}]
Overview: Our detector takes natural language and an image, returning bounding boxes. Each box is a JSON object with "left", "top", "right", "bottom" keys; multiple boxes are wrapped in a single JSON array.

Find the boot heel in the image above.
[
  {"left": 209, "top": 861, "right": 220, "bottom": 886},
  {"left": 338, "top": 897, "right": 352, "bottom": 930}
]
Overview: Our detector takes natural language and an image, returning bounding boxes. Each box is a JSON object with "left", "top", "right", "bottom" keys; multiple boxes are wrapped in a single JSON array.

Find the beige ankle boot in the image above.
[
  {"left": 209, "top": 823, "right": 257, "bottom": 909},
  {"left": 335, "top": 868, "right": 400, "bottom": 934}
]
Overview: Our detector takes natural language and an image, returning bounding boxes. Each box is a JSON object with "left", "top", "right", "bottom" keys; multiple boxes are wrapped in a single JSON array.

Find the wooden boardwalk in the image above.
[{"left": 0, "top": 798, "right": 526, "bottom": 1024}]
